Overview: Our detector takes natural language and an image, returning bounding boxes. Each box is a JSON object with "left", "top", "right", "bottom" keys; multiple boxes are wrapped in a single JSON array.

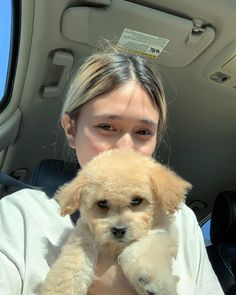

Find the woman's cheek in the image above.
[
  {"left": 92, "top": 141, "right": 112, "bottom": 155},
  {"left": 138, "top": 141, "right": 156, "bottom": 156}
]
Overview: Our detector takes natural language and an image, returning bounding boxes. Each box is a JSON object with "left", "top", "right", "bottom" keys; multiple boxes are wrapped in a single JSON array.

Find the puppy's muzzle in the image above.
[{"left": 111, "top": 226, "right": 127, "bottom": 239}]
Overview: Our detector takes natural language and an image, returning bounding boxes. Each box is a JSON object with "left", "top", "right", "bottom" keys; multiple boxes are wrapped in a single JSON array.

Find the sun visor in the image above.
[{"left": 61, "top": 0, "right": 215, "bottom": 67}]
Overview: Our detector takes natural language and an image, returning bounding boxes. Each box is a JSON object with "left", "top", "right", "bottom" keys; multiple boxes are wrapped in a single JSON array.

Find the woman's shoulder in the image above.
[
  {"left": 0, "top": 188, "right": 56, "bottom": 212},
  {"left": 176, "top": 202, "right": 196, "bottom": 217},
  {"left": 175, "top": 203, "right": 199, "bottom": 231},
  {"left": 0, "top": 189, "right": 74, "bottom": 278},
  {"left": 1, "top": 188, "right": 50, "bottom": 201},
  {"left": 0, "top": 188, "right": 73, "bottom": 229}
]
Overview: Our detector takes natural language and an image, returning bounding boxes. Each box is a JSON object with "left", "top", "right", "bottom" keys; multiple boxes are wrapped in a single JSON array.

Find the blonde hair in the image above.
[{"left": 62, "top": 45, "right": 167, "bottom": 142}]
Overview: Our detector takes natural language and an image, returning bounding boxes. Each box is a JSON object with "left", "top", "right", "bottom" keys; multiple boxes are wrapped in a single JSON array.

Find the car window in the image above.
[
  {"left": 0, "top": 1, "right": 15, "bottom": 111},
  {"left": 201, "top": 218, "right": 212, "bottom": 246}
]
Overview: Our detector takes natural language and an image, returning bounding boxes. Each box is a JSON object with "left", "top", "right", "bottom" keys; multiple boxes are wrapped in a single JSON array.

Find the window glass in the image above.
[
  {"left": 201, "top": 218, "right": 212, "bottom": 246},
  {"left": 0, "top": 1, "right": 12, "bottom": 106}
]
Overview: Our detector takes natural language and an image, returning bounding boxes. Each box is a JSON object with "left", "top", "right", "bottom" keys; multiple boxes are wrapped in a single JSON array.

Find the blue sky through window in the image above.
[
  {"left": 201, "top": 218, "right": 212, "bottom": 246},
  {"left": 0, "top": 1, "right": 12, "bottom": 101}
]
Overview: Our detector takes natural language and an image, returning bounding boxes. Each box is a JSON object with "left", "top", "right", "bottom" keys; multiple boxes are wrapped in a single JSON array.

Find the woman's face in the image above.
[{"left": 62, "top": 81, "right": 160, "bottom": 167}]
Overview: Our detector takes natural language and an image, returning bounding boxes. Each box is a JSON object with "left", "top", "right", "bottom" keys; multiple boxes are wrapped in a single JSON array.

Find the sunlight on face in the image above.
[{"left": 65, "top": 81, "right": 159, "bottom": 167}]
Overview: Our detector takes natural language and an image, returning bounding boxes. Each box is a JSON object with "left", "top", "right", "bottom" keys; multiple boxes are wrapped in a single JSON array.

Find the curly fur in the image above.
[{"left": 41, "top": 149, "right": 191, "bottom": 295}]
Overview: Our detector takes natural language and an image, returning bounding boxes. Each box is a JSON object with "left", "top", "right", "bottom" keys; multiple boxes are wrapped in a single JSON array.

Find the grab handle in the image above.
[{"left": 43, "top": 51, "right": 74, "bottom": 98}]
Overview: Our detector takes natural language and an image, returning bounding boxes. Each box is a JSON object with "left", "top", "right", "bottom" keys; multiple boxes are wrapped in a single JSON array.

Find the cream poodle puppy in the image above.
[{"left": 41, "top": 149, "right": 191, "bottom": 295}]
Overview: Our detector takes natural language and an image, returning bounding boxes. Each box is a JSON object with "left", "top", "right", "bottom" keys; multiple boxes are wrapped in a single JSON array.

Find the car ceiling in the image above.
[{"left": 1, "top": 0, "right": 236, "bottom": 221}]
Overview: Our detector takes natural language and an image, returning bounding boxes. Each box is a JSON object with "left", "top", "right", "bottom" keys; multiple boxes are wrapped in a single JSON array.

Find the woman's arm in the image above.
[
  {"left": 194, "top": 221, "right": 224, "bottom": 295},
  {"left": 173, "top": 204, "right": 224, "bottom": 295},
  {"left": 0, "top": 192, "right": 27, "bottom": 295},
  {"left": 0, "top": 251, "right": 22, "bottom": 294}
]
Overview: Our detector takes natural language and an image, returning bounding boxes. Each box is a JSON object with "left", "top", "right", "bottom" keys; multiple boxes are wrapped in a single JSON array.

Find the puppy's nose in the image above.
[{"left": 111, "top": 226, "right": 127, "bottom": 239}]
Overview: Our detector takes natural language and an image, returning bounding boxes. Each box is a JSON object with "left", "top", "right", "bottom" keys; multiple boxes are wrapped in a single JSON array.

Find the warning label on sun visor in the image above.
[{"left": 117, "top": 28, "right": 169, "bottom": 58}]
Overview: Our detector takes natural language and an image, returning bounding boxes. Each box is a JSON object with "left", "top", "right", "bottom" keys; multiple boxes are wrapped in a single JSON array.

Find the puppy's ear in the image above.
[
  {"left": 150, "top": 163, "right": 192, "bottom": 214},
  {"left": 54, "top": 174, "right": 86, "bottom": 216}
]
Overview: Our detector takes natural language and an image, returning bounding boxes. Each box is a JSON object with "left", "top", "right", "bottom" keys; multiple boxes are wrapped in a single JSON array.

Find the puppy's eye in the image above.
[
  {"left": 130, "top": 197, "right": 143, "bottom": 206},
  {"left": 97, "top": 200, "right": 109, "bottom": 209}
]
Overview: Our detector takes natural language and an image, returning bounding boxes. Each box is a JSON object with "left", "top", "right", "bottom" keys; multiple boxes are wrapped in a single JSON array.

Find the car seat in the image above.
[
  {"left": 30, "top": 159, "right": 80, "bottom": 197},
  {"left": 207, "top": 191, "right": 236, "bottom": 294},
  {"left": 30, "top": 159, "right": 81, "bottom": 224}
]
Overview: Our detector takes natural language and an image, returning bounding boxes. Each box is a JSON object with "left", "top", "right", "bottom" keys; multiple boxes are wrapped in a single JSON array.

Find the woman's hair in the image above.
[{"left": 62, "top": 44, "right": 167, "bottom": 143}]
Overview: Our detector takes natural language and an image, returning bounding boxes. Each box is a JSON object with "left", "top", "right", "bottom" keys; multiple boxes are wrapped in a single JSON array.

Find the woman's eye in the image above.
[
  {"left": 96, "top": 124, "right": 116, "bottom": 132},
  {"left": 136, "top": 129, "right": 153, "bottom": 136},
  {"left": 97, "top": 200, "right": 109, "bottom": 209},
  {"left": 130, "top": 197, "right": 143, "bottom": 206}
]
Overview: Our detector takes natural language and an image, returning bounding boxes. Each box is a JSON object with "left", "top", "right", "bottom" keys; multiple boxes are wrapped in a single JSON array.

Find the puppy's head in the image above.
[{"left": 56, "top": 149, "right": 191, "bottom": 247}]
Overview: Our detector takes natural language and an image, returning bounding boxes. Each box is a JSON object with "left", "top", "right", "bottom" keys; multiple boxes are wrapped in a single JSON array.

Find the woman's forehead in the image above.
[{"left": 79, "top": 82, "right": 159, "bottom": 122}]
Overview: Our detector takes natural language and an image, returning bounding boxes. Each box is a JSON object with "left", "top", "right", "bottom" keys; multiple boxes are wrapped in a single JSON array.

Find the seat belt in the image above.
[{"left": 0, "top": 170, "right": 42, "bottom": 190}]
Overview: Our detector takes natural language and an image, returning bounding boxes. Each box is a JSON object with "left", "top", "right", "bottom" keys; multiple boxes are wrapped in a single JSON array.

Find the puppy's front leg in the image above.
[
  {"left": 119, "top": 229, "right": 179, "bottom": 295},
  {"left": 41, "top": 227, "right": 98, "bottom": 295}
]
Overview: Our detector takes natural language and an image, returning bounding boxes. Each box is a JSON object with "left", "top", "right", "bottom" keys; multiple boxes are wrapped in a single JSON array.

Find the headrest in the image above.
[
  {"left": 30, "top": 159, "right": 80, "bottom": 197},
  {"left": 210, "top": 191, "right": 236, "bottom": 244}
]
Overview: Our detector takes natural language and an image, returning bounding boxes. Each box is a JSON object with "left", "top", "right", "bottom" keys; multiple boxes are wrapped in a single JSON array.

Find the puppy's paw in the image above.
[
  {"left": 138, "top": 275, "right": 162, "bottom": 295},
  {"left": 118, "top": 231, "right": 179, "bottom": 295},
  {"left": 119, "top": 250, "right": 178, "bottom": 295},
  {"left": 138, "top": 274, "right": 177, "bottom": 295}
]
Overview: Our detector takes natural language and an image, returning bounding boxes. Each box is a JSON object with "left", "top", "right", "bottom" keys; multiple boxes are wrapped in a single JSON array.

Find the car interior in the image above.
[{"left": 1, "top": 0, "right": 236, "bottom": 293}]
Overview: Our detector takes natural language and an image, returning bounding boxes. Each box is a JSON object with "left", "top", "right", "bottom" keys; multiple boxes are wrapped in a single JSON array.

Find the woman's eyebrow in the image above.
[{"left": 94, "top": 114, "right": 158, "bottom": 127}]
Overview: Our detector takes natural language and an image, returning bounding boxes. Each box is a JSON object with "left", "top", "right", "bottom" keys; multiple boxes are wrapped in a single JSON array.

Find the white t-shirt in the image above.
[{"left": 0, "top": 189, "right": 224, "bottom": 295}]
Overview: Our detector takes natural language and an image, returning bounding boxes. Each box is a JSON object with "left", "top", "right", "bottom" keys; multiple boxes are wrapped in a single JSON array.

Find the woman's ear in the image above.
[
  {"left": 150, "top": 163, "right": 192, "bottom": 214},
  {"left": 61, "top": 113, "right": 76, "bottom": 149},
  {"left": 55, "top": 173, "right": 86, "bottom": 216}
]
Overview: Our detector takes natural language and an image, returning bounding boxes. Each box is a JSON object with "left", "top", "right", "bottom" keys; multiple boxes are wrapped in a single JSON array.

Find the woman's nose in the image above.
[{"left": 115, "top": 133, "right": 135, "bottom": 149}]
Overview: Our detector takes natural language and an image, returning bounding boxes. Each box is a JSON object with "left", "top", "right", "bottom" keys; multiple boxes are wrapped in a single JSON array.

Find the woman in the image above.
[{"left": 0, "top": 45, "right": 224, "bottom": 294}]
